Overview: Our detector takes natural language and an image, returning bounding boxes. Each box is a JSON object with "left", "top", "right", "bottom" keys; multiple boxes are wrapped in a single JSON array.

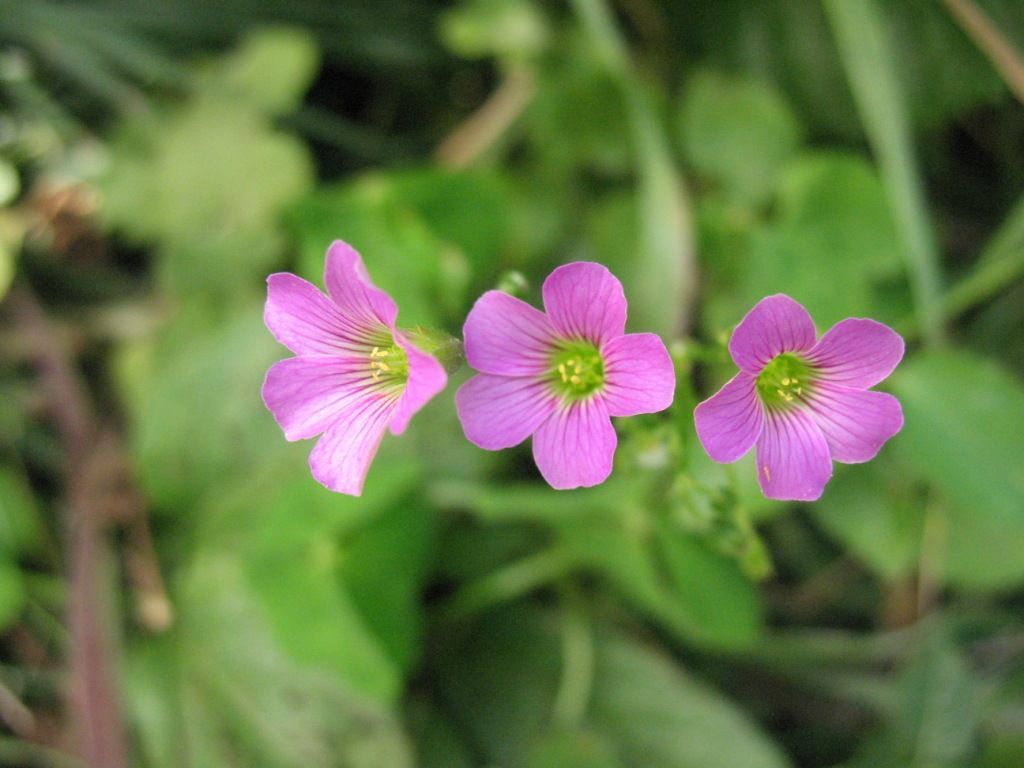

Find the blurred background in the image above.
[{"left": 1, "top": 0, "right": 1024, "bottom": 766}]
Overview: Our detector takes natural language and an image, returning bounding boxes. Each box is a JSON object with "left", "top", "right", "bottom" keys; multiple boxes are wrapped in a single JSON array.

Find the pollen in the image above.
[
  {"left": 367, "top": 340, "right": 409, "bottom": 385},
  {"left": 549, "top": 340, "right": 605, "bottom": 399},
  {"left": 756, "top": 353, "right": 815, "bottom": 410}
]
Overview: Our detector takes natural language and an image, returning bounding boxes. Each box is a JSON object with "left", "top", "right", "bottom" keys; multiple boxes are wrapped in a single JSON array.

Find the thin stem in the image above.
[
  {"left": 435, "top": 64, "right": 537, "bottom": 169},
  {"left": 896, "top": 194, "right": 1024, "bottom": 339},
  {"left": 571, "top": 0, "right": 697, "bottom": 338},
  {"left": 436, "top": 548, "right": 576, "bottom": 624},
  {"left": 825, "top": 0, "right": 946, "bottom": 346},
  {"left": 942, "top": 0, "right": 1024, "bottom": 106}
]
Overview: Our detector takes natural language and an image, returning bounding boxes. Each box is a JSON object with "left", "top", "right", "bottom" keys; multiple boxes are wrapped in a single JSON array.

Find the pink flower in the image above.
[
  {"left": 456, "top": 262, "right": 676, "bottom": 489},
  {"left": 694, "top": 294, "right": 905, "bottom": 501},
  {"left": 262, "top": 240, "right": 447, "bottom": 495}
]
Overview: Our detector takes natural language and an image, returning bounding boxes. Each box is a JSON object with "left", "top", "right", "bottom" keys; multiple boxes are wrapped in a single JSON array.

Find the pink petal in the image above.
[
  {"left": 262, "top": 355, "right": 398, "bottom": 441},
  {"left": 324, "top": 240, "right": 399, "bottom": 330},
  {"left": 755, "top": 409, "right": 833, "bottom": 501},
  {"left": 388, "top": 333, "right": 448, "bottom": 435},
  {"left": 542, "top": 262, "right": 627, "bottom": 345},
  {"left": 694, "top": 373, "right": 765, "bottom": 463},
  {"left": 308, "top": 396, "right": 397, "bottom": 496},
  {"left": 463, "top": 290, "right": 558, "bottom": 376},
  {"left": 265, "top": 273, "right": 377, "bottom": 355},
  {"left": 807, "top": 318, "right": 905, "bottom": 389},
  {"left": 602, "top": 333, "right": 676, "bottom": 417},
  {"left": 805, "top": 383, "right": 904, "bottom": 463},
  {"left": 532, "top": 398, "right": 617, "bottom": 490},
  {"left": 455, "top": 374, "right": 558, "bottom": 450},
  {"left": 729, "top": 294, "right": 817, "bottom": 374}
]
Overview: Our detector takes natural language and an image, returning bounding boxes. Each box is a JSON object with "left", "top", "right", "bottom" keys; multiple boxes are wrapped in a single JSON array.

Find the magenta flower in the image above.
[
  {"left": 694, "top": 294, "right": 904, "bottom": 501},
  {"left": 261, "top": 240, "right": 447, "bottom": 495},
  {"left": 456, "top": 262, "right": 676, "bottom": 489}
]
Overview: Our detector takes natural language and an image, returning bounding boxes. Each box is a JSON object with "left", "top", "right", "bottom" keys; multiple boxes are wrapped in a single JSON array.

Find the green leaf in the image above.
[
  {"left": 811, "top": 462, "right": 924, "bottom": 582},
  {"left": 288, "top": 178, "right": 462, "bottom": 329},
  {"left": 339, "top": 497, "right": 439, "bottom": 675},
  {"left": 436, "top": 606, "right": 788, "bottom": 768},
  {"left": 736, "top": 152, "right": 905, "bottom": 329},
  {"left": 0, "top": 560, "right": 25, "bottom": 631},
  {"left": 441, "top": 0, "right": 550, "bottom": 60},
  {"left": 122, "top": 302, "right": 291, "bottom": 511},
  {"left": 677, "top": 70, "right": 801, "bottom": 205},
  {"left": 211, "top": 27, "right": 320, "bottom": 114},
  {"left": 890, "top": 349, "right": 1024, "bottom": 589},
  {"left": 528, "top": 729, "right": 623, "bottom": 768},
  {"left": 129, "top": 557, "right": 414, "bottom": 768},
  {"left": 0, "top": 467, "right": 40, "bottom": 557},
  {"left": 246, "top": 542, "right": 401, "bottom": 705},
  {"left": 590, "top": 632, "right": 791, "bottom": 768}
]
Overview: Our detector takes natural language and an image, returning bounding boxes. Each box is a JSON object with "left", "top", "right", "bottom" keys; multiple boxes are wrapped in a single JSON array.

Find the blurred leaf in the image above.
[
  {"left": 246, "top": 542, "right": 401, "bottom": 705},
  {"left": 130, "top": 556, "right": 414, "bottom": 768},
  {"left": 527, "top": 38, "right": 631, "bottom": 175},
  {"left": 653, "top": 523, "right": 763, "bottom": 649},
  {"left": 339, "top": 497, "right": 438, "bottom": 675},
  {"left": 0, "top": 560, "right": 25, "bottom": 631},
  {"left": 210, "top": 27, "right": 320, "bottom": 114},
  {"left": 0, "top": 467, "right": 40, "bottom": 556},
  {"left": 848, "top": 627, "right": 979, "bottom": 768},
  {"left": 677, "top": 70, "right": 801, "bottom": 206},
  {"left": 811, "top": 462, "right": 924, "bottom": 581},
  {"left": 408, "top": 700, "right": 475, "bottom": 768},
  {"left": 434, "top": 604, "right": 560, "bottom": 767},
  {"left": 441, "top": 0, "right": 549, "bottom": 60},
  {"left": 735, "top": 152, "right": 905, "bottom": 329},
  {"left": 528, "top": 728, "right": 623, "bottom": 768},
  {"left": 590, "top": 631, "right": 791, "bottom": 768},
  {"left": 436, "top": 606, "right": 786, "bottom": 768},
  {"left": 0, "top": 159, "right": 19, "bottom": 206},
  {"left": 288, "top": 177, "right": 461, "bottom": 328},
  {"left": 0, "top": 209, "right": 25, "bottom": 302},
  {"left": 122, "top": 302, "right": 289, "bottom": 511},
  {"left": 101, "top": 35, "right": 315, "bottom": 300},
  {"left": 891, "top": 349, "right": 1024, "bottom": 589}
]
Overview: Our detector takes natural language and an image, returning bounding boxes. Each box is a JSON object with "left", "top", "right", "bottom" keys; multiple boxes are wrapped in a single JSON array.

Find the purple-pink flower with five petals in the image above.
[
  {"left": 456, "top": 261, "right": 676, "bottom": 490},
  {"left": 694, "top": 294, "right": 905, "bottom": 501},
  {"left": 262, "top": 240, "right": 447, "bottom": 495}
]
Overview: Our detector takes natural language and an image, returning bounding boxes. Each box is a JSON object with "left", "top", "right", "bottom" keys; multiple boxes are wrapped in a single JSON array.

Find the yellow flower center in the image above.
[
  {"left": 549, "top": 341, "right": 605, "bottom": 399},
  {"left": 756, "top": 353, "right": 814, "bottom": 409}
]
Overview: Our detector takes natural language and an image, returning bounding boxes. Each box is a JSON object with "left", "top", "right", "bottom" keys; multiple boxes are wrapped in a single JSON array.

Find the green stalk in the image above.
[
  {"left": 825, "top": 0, "right": 946, "bottom": 346},
  {"left": 570, "top": 0, "right": 696, "bottom": 339}
]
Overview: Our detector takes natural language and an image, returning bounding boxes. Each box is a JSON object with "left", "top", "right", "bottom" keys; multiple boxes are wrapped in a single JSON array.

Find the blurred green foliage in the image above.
[{"left": 2, "top": 1, "right": 1024, "bottom": 767}]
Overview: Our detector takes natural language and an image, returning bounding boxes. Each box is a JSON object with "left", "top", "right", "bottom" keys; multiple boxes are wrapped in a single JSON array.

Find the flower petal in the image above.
[
  {"left": 807, "top": 318, "right": 905, "bottom": 389},
  {"left": 729, "top": 294, "right": 817, "bottom": 374},
  {"left": 532, "top": 398, "right": 616, "bottom": 490},
  {"left": 324, "top": 240, "right": 399, "bottom": 329},
  {"left": 388, "top": 333, "right": 448, "bottom": 435},
  {"left": 463, "top": 290, "right": 558, "bottom": 376},
  {"left": 694, "top": 373, "right": 764, "bottom": 463},
  {"left": 805, "top": 383, "right": 903, "bottom": 463},
  {"left": 602, "top": 333, "right": 676, "bottom": 417},
  {"left": 265, "top": 273, "right": 375, "bottom": 355},
  {"left": 755, "top": 409, "right": 833, "bottom": 501},
  {"left": 308, "top": 396, "right": 396, "bottom": 496},
  {"left": 542, "top": 262, "right": 627, "bottom": 345},
  {"left": 262, "top": 355, "right": 398, "bottom": 441},
  {"left": 456, "top": 374, "right": 558, "bottom": 450}
]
